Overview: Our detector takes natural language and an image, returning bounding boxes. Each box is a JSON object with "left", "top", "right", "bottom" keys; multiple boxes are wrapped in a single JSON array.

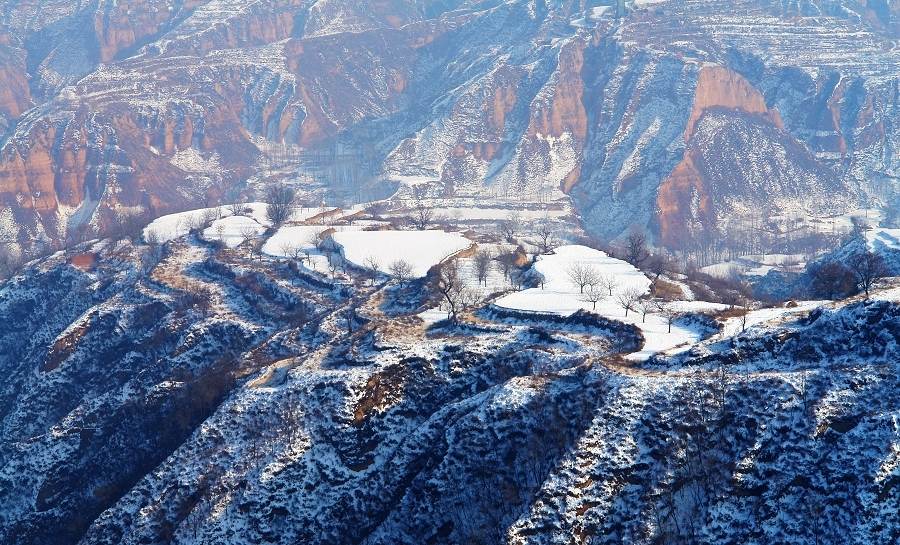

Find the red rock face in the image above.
[
  {"left": 0, "top": 1, "right": 895, "bottom": 249},
  {"left": 656, "top": 65, "right": 785, "bottom": 248},
  {"left": 682, "top": 66, "right": 783, "bottom": 142}
]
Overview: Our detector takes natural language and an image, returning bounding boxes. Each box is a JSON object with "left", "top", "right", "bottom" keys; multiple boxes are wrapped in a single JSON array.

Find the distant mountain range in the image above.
[{"left": 0, "top": 0, "right": 897, "bottom": 250}]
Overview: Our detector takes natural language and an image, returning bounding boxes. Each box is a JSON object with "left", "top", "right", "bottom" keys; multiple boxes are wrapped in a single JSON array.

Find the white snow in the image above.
[
  {"left": 261, "top": 224, "right": 362, "bottom": 257},
  {"left": 331, "top": 230, "right": 473, "bottom": 278},
  {"left": 867, "top": 228, "right": 900, "bottom": 252},
  {"left": 202, "top": 216, "right": 265, "bottom": 248},
  {"left": 142, "top": 203, "right": 341, "bottom": 244},
  {"left": 143, "top": 206, "right": 226, "bottom": 243},
  {"left": 438, "top": 207, "right": 569, "bottom": 221},
  {"left": 494, "top": 245, "right": 708, "bottom": 360},
  {"left": 718, "top": 300, "right": 829, "bottom": 338}
]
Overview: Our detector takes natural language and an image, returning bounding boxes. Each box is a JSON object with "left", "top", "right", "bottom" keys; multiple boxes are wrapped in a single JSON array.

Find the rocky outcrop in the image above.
[
  {"left": 683, "top": 65, "right": 783, "bottom": 142},
  {"left": 0, "top": 0, "right": 896, "bottom": 250},
  {"left": 1, "top": 237, "right": 897, "bottom": 545}
]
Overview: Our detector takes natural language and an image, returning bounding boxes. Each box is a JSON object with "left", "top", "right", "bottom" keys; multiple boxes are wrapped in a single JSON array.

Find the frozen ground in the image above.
[
  {"left": 702, "top": 253, "right": 807, "bottom": 278},
  {"left": 494, "top": 245, "right": 715, "bottom": 360},
  {"left": 142, "top": 203, "right": 337, "bottom": 243},
  {"left": 202, "top": 216, "right": 266, "bottom": 248},
  {"left": 867, "top": 228, "right": 900, "bottom": 252},
  {"left": 261, "top": 225, "right": 363, "bottom": 257},
  {"left": 332, "top": 230, "right": 472, "bottom": 278},
  {"left": 143, "top": 206, "right": 227, "bottom": 243},
  {"left": 718, "top": 300, "right": 830, "bottom": 338}
]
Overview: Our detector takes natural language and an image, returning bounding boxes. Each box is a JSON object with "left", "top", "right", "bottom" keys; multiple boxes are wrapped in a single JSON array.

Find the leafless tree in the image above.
[
  {"left": 533, "top": 221, "right": 557, "bottom": 254},
  {"left": 473, "top": 249, "right": 493, "bottom": 286},
  {"left": 327, "top": 254, "right": 340, "bottom": 278},
  {"left": 810, "top": 261, "right": 855, "bottom": 299},
  {"left": 596, "top": 274, "right": 618, "bottom": 296},
  {"left": 566, "top": 262, "right": 600, "bottom": 294},
  {"left": 635, "top": 299, "right": 655, "bottom": 323},
  {"left": 615, "top": 287, "right": 642, "bottom": 317},
  {"left": 279, "top": 242, "right": 305, "bottom": 263},
  {"left": 365, "top": 255, "right": 381, "bottom": 285},
  {"left": 240, "top": 224, "right": 261, "bottom": 259},
  {"left": 411, "top": 200, "right": 433, "bottom": 230},
  {"left": 647, "top": 254, "right": 669, "bottom": 282},
  {"left": 435, "top": 261, "right": 474, "bottom": 322},
  {"left": 264, "top": 184, "right": 298, "bottom": 226},
  {"left": 199, "top": 207, "right": 218, "bottom": 228},
  {"left": 389, "top": 259, "right": 413, "bottom": 287},
  {"left": 308, "top": 230, "right": 326, "bottom": 252},
  {"left": 625, "top": 230, "right": 650, "bottom": 266},
  {"left": 849, "top": 250, "right": 887, "bottom": 299},
  {"left": 653, "top": 301, "right": 680, "bottom": 333},
  {"left": 581, "top": 286, "right": 605, "bottom": 311},
  {"left": 498, "top": 212, "right": 521, "bottom": 242},
  {"left": 145, "top": 228, "right": 161, "bottom": 247},
  {"left": 737, "top": 305, "right": 750, "bottom": 332},
  {"left": 498, "top": 254, "right": 516, "bottom": 281}
]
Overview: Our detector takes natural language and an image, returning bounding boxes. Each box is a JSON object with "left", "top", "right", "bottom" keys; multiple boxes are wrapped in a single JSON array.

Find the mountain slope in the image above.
[
  {"left": 0, "top": 234, "right": 897, "bottom": 545},
  {"left": 0, "top": 1, "right": 897, "bottom": 251}
]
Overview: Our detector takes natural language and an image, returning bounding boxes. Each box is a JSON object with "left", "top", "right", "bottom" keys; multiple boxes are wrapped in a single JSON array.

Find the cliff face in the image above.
[
  {"left": 1, "top": 234, "right": 897, "bottom": 545},
  {"left": 0, "top": 0, "right": 897, "bottom": 250}
]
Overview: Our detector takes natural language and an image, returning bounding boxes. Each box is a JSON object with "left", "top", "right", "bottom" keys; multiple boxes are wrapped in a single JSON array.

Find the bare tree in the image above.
[
  {"left": 849, "top": 250, "right": 887, "bottom": 299},
  {"left": 810, "top": 261, "right": 855, "bottom": 299},
  {"left": 533, "top": 221, "right": 557, "bottom": 254},
  {"left": 625, "top": 230, "right": 650, "bottom": 267},
  {"left": 635, "top": 299, "right": 655, "bottom": 323},
  {"left": 567, "top": 262, "right": 600, "bottom": 294},
  {"left": 279, "top": 242, "right": 305, "bottom": 263},
  {"left": 327, "top": 254, "right": 340, "bottom": 278},
  {"left": 653, "top": 300, "right": 680, "bottom": 333},
  {"left": 240, "top": 224, "right": 261, "bottom": 260},
  {"left": 647, "top": 254, "right": 669, "bottom": 282},
  {"left": 365, "top": 255, "right": 381, "bottom": 286},
  {"left": 498, "top": 212, "right": 521, "bottom": 242},
  {"left": 411, "top": 200, "right": 433, "bottom": 230},
  {"left": 596, "top": 274, "right": 618, "bottom": 296},
  {"left": 615, "top": 287, "right": 642, "bottom": 317},
  {"left": 214, "top": 222, "right": 226, "bottom": 241},
  {"left": 308, "top": 230, "right": 326, "bottom": 252},
  {"left": 264, "top": 184, "right": 298, "bottom": 226},
  {"left": 144, "top": 228, "right": 161, "bottom": 247},
  {"left": 435, "top": 261, "right": 474, "bottom": 322},
  {"left": 739, "top": 305, "right": 749, "bottom": 332},
  {"left": 581, "top": 286, "right": 605, "bottom": 311},
  {"left": 199, "top": 207, "right": 218, "bottom": 229},
  {"left": 473, "top": 249, "right": 493, "bottom": 287},
  {"left": 389, "top": 259, "right": 413, "bottom": 287}
]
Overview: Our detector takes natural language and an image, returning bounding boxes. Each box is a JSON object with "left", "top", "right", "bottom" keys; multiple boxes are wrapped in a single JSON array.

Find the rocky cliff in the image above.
[
  {"left": 0, "top": 230, "right": 897, "bottom": 545},
  {"left": 0, "top": 0, "right": 897, "bottom": 250}
]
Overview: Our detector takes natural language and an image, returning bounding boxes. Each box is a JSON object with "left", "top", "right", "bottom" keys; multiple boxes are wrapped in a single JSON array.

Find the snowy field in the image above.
[
  {"left": 261, "top": 225, "right": 362, "bottom": 257},
  {"left": 701, "top": 254, "right": 806, "bottom": 279},
  {"left": 332, "top": 230, "right": 472, "bottom": 278},
  {"left": 866, "top": 228, "right": 900, "bottom": 252},
  {"left": 494, "top": 245, "right": 711, "bottom": 360},
  {"left": 142, "top": 203, "right": 340, "bottom": 243},
  {"left": 202, "top": 216, "right": 266, "bottom": 248},
  {"left": 717, "top": 300, "right": 829, "bottom": 338},
  {"left": 143, "top": 206, "right": 227, "bottom": 243}
]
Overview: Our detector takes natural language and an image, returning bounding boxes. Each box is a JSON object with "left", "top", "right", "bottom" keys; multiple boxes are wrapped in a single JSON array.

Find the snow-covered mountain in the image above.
[
  {"left": 1, "top": 220, "right": 898, "bottom": 545},
  {"left": 0, "top": 0, "right": 897, "bottom": 251}
]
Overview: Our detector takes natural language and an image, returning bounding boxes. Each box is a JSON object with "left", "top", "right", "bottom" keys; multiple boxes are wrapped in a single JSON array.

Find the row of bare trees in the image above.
[{"left": 565, "top": 260, "right": 688, "bottom": 330}]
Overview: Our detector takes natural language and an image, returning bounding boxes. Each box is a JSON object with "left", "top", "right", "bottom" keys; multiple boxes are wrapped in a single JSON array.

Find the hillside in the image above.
[
  {"left": 0, "top": 0, "right": 897, "bottom": 253},
  {"left": 1, "top": 202, "right": 898, "bottom": 544}
]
